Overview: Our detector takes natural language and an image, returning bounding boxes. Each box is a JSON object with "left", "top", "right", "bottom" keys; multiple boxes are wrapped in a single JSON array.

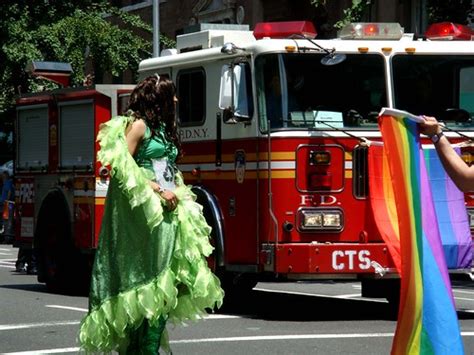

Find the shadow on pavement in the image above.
[
  {"left": 219, "top": 288, "right": 474, "bottom": 322},
  {"left": 0, "top": 282, "right": 50, "bottom": 294}
]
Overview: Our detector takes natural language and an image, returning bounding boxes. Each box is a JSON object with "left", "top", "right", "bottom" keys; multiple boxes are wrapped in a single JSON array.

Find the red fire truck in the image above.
[
  {"left": 138, "top": 21, "right": 474, "bottom": 302},
  {"left": 15, "top": 22, "right": 474, "bottom": 302},
  {"left": 14, "top": 70, "right": 134, "bottom": 290}
]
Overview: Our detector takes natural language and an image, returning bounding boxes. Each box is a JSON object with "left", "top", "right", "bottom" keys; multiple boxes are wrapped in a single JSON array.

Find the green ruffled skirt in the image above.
[{"left": 79, "top": 116, "right": 224, "bottom": 353}]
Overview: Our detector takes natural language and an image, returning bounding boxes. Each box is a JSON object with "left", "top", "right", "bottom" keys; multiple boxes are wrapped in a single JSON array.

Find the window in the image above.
[
  {"left": 393, "top": 54, "right": 474, "bottom": 128},
  {"left": 460, "top": 67, "right": 474, "bottom": 116},
  {"left": 255, "top": 53, "right": 386, "bottom": 131},
  {"left": 177, "top": 68, "right": 206, "bottom": 126}
]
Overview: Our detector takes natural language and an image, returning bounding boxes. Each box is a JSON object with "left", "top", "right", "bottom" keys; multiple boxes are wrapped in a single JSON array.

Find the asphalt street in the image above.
[{"left": 1, "top": 244, "right": 473, "bottom": 354}]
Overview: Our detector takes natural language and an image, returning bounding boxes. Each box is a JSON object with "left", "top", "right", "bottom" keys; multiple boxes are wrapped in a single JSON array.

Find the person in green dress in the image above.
[{"left": 79, "top": 75, "right": 224, "bottom": 354}]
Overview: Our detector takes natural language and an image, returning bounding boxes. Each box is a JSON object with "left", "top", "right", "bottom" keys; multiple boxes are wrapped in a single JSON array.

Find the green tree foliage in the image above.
[
  {"left": 427, "top": 0, "right": 472, "bottom": 24},
  {"left": 312, "top": 0, "right": 473, "bottom": 30},
  {"left": 311, "top": 0, "right": 371, "bottom": 29},
  {"left": 0, "top": 1, "right": 174, "bottom": 122}
]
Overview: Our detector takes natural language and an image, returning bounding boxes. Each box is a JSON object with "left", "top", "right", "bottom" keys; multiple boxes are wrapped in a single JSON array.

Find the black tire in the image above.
[
  {"left": 361, "top": 278, "right": 400, "bottom": 320},
  {"left": 386, "top": 280, "right": 401, "bottom": 321},
  {"left": 221, "top": 272, "right": 258, "bottom": 295},
  {"left": 35, "top": 190, "right": 85, "bottom": 294},
  {"left": 193, "top": 186, "right": 258, "bottom": 302},
  {"left": 192, "top": 187, "right": 224, "bottom": 273}
]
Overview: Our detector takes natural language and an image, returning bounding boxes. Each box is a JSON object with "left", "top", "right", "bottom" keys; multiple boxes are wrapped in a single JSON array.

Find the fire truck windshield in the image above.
[
  {"left": 255, "top": 53, "right": 387, "bottom": 131},
  {"left": 393, "top": 55, "right": 474, "bottom": 129}
]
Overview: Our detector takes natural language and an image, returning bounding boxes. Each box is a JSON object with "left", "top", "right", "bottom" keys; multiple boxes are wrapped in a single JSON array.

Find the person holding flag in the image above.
[
  {"left": 373, "top": 109, "right": 467, "bottom": 354},
  {"left": 420, "top": 115, "right": 474, "bottom": 192}
]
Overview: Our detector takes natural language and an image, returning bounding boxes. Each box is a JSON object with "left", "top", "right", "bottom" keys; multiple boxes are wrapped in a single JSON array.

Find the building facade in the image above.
[
  {"left": 114, "top": 0, "right": 428, "bottom": 43},
  {"left": 109, "top": 0, "right": 430, "bottom": 83}
]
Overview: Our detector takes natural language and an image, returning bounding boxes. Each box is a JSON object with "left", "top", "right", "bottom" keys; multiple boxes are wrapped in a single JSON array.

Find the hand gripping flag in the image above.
[{"left": 372, "top": 108, "right": 465, "bottom": 355}]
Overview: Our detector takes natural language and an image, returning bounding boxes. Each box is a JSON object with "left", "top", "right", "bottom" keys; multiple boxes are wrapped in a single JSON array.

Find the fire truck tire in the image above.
[
  {"left": 192, "top": 186, "right": 225, "bottom": 275},
  {"left": 221, "top": 272, "right": 258, "bottom": 295},
  {"left": 361, "top": 278, "right": 400, "bottom": 320},
  {"left": 192, "top": 186, "right": 258, "bottom": 300},
  {"left": 34, "top": 190, "right": 83, "bottom": 294}
]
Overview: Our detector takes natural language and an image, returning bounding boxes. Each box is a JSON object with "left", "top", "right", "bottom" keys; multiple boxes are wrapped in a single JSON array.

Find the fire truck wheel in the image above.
[
  {"left": 191, "top": 187, "right": 258, "bottom": 300},
  {"left": 361, "top": 278, "right": 400, "bottom": 320},
  {"left": 222, "top": 272, "right": 258, "bottom": 294},
  {"left": 192, "top": 187, "right": 225, "bottom": 275},
  {"left": 34, "top": 190, "right": 83, "bottom": 294}
]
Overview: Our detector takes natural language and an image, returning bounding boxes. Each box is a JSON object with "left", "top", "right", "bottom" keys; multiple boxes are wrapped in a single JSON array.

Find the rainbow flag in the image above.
[
  {"left": 375, "top": 108, "right": 464, "bottom": 354},
  {"left": 424, "top": 148, "right": 472, "bottom": 269},
  {"left": 369, "top": 146, "right": 472, "bottom": 272}
]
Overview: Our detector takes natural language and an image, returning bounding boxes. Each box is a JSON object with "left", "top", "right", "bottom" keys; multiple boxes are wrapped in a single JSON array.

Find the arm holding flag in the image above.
[
  {"left": 377, "top": 109, "right": 466, "bottom": 354},
  {"left": 420, "top": 116, "right": 474, "bottom": 192}
]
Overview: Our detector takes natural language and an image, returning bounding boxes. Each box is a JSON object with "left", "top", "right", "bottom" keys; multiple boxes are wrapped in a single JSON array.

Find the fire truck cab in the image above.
[
  {"left": 138, "top": 21, "right": 474, "bottom": 300},
  {"left": 15, "top": 82, "right": 134, "bottom": 291}
]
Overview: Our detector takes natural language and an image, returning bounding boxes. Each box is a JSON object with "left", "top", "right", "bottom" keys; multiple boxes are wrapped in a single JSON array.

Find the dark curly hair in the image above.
[{"left": 127, "top": 75, "right": 182, "bottom": 158}]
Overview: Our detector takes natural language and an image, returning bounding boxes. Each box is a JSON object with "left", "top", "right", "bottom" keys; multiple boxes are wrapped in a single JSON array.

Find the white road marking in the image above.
[
  {"left": 0, "top": 320, "right": 79, "bottom": 331},
  {"left": 333, "top": 293, "right": 362, "bottom": 299},
  {"left": 171, "top": 333, "right": 394, "bottom": 344},
  {"left": 171, "top": 332, "right": 474, "bottom": 344},
  {"left": 0, "top": 248, "right": 12, "bottom": 251},
  {"left": 0, "top": 252, "right": 12, "bottom": 255},
  {"left": 255, "top": 287, "right": 334, "bottom": 298},
  {"left": 6, "top": 331, "right": 474, "bottom": 354},
  {"left": 255, "top": 287, "right": 386, "bottom": 303},
  {"left": 454, "top": 296, "right": 474, "bottom": 302},
  {"left": 45, "top": 305, "right": 240, "bottom": 319},
  {"left": 45, "top": 305, "right": 88, "bottom": 312},
  {"left": 0, "top": 259, "right": 17, "bottom": 262},
  {"left": 453, "top": 289, "right": 474, "bottom": 296},
  {"left": 4, "top": 332, "right": 474, "bottom": 353},
  {"left": 204, "top": 314, "right": 241, "bottom": 319},
  {"left": 0, "top": 264, "right": 15, "bottom": 269},
  {"left": 3, "top": 347, "right": 80, "bottom": 354}
]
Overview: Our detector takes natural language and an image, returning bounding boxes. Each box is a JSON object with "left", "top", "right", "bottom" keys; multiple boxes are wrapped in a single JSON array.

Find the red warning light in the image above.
[
  {"left": 253, "top": 21, "right": 317, "bottom": 40},
  {"left": 425, "top": 22, "right": 474, "bottom": 40}
]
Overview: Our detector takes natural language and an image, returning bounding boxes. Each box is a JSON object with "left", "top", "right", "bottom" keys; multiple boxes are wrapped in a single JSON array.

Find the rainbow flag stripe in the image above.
[
  {"left": 377, "top": 110, "right": 464, "bottom": 354},
  {"left": 368, "top": 143, "right": 401, "bottom": 273},
  {"left": 425, "top": 148, "right": 472, "bottom": 269}
]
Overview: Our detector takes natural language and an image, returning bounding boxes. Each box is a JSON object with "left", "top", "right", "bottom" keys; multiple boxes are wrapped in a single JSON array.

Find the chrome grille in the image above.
[{"left": 352, "top": 145, "right": 368, "bottom": 199}]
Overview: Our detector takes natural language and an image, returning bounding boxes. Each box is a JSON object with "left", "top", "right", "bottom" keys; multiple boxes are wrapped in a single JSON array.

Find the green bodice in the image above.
[{"left": 134, "top": 124, "right": 178, "bottom": 172}]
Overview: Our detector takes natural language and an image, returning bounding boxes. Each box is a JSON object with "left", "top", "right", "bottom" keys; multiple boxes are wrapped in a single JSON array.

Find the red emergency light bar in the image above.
[
  {"left": 425, "top": 22, "right": 474, "bottom": 40},
  {"left": 253, "top": 21, "right": 317, "bottom": 40}
]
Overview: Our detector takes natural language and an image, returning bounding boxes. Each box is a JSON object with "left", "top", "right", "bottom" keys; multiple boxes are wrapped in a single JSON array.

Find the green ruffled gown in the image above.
[{"left": 79, "top": 116, "right": 224, "bottom": 353}]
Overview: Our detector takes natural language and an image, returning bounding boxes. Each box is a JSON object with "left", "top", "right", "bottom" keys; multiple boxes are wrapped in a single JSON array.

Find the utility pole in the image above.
[
  {"left": 153, "top": 0, "right": 160, "bottom": 57},
  {"left": 411, "top": 0, "right": 428, "bottom": 35},
  {"left": 468, "top": 0, "right": 474, "bottom": 29}
]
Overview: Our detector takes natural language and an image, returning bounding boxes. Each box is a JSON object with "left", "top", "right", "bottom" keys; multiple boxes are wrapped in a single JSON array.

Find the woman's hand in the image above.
[
  {"left": 150, "top": 181, "right": 178, "bottom": 210},
  {"left": 419, "top": 115, "right": 442, "bottom": 137},
  {"left": 160, "top": 190, "right": 179, "bottom": 211}
]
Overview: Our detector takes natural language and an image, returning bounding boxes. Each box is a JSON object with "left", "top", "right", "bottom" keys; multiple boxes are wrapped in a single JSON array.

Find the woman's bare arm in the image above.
[{"left": 125, "top": 119, "right": 146, "bottom": 156}]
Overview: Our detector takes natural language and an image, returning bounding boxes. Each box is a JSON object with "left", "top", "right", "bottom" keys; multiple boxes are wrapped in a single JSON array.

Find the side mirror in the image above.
[
  {"left": 441, "top": 108, "right": 471, "bottom": 123},
  {"left": 218, "top": 62, "right": 253, "bottom": 124}
]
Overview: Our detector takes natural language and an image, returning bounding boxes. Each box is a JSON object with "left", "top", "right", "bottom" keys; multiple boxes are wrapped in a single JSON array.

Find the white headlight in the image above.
[
  {"left": 323, "top": 213, "right": 341, "bottom": 227},
  {"left": 303, "top": 212, "right": 322, "bottom": 227},
  {"left": 298, "top": 209, "right": 343, "bottom": 232}
]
